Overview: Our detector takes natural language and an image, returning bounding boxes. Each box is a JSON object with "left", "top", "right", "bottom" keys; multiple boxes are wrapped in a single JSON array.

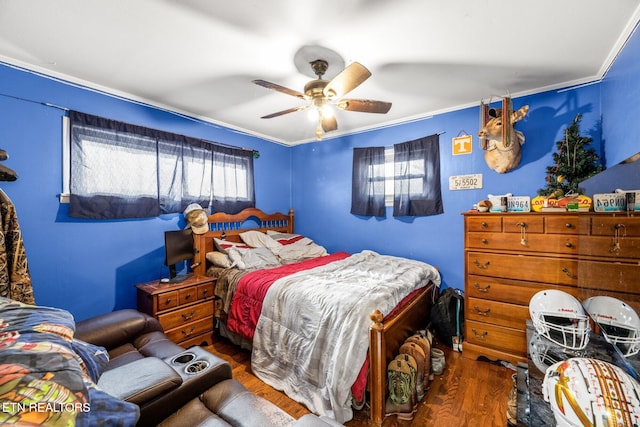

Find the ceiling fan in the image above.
[{"left": 253, "top": 59, "right": 392, "bottom": 140}]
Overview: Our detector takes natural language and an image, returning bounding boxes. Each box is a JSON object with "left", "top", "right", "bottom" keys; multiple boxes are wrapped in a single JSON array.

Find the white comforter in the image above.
[{"left": 251, "top": 250, "right": 441, "bottom": 423}]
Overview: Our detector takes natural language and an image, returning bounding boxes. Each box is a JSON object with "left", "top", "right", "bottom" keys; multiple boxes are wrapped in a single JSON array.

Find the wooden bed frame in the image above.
[{"left": 191, "top": 208, "right": 437, "bottom": 426}]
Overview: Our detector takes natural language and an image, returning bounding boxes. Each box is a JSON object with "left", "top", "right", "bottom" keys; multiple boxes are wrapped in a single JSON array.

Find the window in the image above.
[
  {"left": 65, "top": 111, "right": 255, "bottom": 219},
  {"left": 352, "top": 134, "right": 443, "bottom": 217}
]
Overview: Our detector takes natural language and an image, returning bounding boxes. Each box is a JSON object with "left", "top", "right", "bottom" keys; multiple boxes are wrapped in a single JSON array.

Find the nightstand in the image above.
[{"left": 136, "top": 275, "right": 215, "bottom": 348}]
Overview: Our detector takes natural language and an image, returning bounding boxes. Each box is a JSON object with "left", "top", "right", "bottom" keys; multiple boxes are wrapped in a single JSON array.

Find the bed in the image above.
[{"left": 191, "top": 208, "right": 440, "bottom": 425}]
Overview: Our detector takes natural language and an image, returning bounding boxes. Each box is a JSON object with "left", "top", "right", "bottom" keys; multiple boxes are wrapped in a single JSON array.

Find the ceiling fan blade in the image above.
[
  {"left": 321, "top": 115, "right": 338, "bottom": 132},
  {"left": 261, "top": 105, "right": 310, "bottom": 119},
  {"left": 252, "top": 79, "right": 306, "bottom": 99},
  {"left": 336, "top": 99, "right": 392, "bottom": 114},
  {"left": 323, "top": 62, "right": 371, "bottom": 98}
]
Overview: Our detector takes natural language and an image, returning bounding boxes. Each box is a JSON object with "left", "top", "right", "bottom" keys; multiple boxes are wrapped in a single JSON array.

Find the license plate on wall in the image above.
[{"left": 449, "top": 174, "right": 483, "bottom": 190}]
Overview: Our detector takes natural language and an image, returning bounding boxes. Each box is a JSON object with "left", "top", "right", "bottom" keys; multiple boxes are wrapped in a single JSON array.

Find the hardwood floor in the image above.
[{"left": 204, "top": 338, "right": 515, "bottom": 426}]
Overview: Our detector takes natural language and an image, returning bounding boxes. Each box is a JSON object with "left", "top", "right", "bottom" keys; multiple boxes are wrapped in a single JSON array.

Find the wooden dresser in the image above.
[
  {"left": 462, "top": 211, "right": 640, "bottom": 365},
  {"left": 463, "top": 212, "right": 580, "bottom": 365},
  {"left": 576, "top": 213, "right": 640, "bottom": 314},
  {"left": 136, "top": 275, "right": 215, "bottom": 348}
]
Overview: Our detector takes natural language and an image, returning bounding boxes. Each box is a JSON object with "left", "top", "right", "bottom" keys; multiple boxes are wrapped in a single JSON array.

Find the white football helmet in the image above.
[
  {"left": 582, "top": 296, "right": 640, "bottom": 357},
  {"left": 528, "top": 331, "right": 566, "bottom": 373},
  {"left": 543, "top": 358, "right": 640, "bottom": 427},
  {"left": 529, "top": 290, "right": 590, "bottom": 350}
]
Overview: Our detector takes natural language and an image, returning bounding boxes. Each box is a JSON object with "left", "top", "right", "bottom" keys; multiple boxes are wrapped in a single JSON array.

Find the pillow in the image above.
[
  {"left": 214, "top": 238, "right": 252, "bottom": 254},
  {"left": 239, "top": 230, "right": 282, "bottom": 249},
  {"left": 206, "top": 251, "right": 233, "bottom": 268},
  {"left": 227, "top": 247, "right": 280, "bottom": 270},
  {"left": 266, "top": 231, "right": 307, "bottom": 245}
]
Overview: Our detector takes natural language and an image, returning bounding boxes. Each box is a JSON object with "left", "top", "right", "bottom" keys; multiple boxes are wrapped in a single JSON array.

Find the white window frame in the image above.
[{"left": 383, "top": 147, "right": 428, "bottom": 206}]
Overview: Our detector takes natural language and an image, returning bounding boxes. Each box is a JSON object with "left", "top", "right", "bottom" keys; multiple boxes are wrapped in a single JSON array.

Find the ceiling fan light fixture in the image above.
[{"left": 253, "top": 56, "right": 390, "bottom": 140}]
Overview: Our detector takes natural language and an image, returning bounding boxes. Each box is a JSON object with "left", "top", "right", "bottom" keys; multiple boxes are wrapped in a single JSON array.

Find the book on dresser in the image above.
[
  {"left": 136, "top": 275, "right": 216, "bottom": 348},
  {"left": 462, "top": 211, "right": 640, "bottom": 366}
]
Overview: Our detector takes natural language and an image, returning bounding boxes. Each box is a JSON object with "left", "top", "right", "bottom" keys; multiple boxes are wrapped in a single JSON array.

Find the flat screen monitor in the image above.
[{"left": 164, "top": 229, "right": 195, "bottom": 283}]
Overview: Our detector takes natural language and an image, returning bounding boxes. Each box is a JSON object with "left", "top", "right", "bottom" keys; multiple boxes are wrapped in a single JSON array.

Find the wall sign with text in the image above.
[{"left": 449, "top": 174, "right": 483, "bottom": 190}]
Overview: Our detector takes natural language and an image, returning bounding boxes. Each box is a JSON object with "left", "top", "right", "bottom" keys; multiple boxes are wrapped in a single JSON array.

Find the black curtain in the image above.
[
  {"left": 212, "top": 145, "right": 255, "bottom": 214},
  {"left": 393, "top": 134, "right": 443, "bottom": 217},
  {"left": 351, "top": 147, "right": 386, "bottom": 216},
  {"left": 69, "top": 111, "right": 255, "bottom": 219}
]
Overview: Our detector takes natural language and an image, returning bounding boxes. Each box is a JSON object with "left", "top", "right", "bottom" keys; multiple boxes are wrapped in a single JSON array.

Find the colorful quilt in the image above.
[{"left": 0, "top": 297, "right": 139, "bottom": 426}]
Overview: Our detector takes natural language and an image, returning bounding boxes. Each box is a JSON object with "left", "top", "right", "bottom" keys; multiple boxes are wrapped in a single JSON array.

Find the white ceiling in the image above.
[{"left": 1, "top": 1, "right": 639, "bottom": 146}]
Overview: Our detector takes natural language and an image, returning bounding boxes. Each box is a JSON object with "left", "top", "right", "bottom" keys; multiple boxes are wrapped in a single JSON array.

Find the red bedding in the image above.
[{"left": 226, "top": 252, "right": 350, "bottom": 341}]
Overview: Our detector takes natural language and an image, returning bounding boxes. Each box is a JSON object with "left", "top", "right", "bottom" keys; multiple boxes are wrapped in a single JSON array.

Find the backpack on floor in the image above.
[{"left": 429, "top": 287, "right": 464, "bottom": 347}]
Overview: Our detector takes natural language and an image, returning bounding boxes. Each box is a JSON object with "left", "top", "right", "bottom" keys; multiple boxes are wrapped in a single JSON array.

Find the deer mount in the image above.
[{"left": 479, "top": 98, "right": 529, "bottom": 173}]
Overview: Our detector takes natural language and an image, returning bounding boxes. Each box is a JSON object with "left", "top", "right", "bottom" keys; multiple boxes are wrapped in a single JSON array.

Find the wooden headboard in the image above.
[{"left": 191, "top": 208, "right": 294, "bottom": 276}]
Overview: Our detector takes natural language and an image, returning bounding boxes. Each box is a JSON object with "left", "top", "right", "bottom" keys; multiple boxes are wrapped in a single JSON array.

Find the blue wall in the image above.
[
  {"left": 291, "top": 85, "right": 602, "bottom": 292},
  {"left": 1, "top": 23, "right": 638, "bottom": 321},
  {"left": 601, "top": 22, "right": 640, "bottom": 166},
  {"left": 0, "top": 64, "right": 291, "bottom": 321}
]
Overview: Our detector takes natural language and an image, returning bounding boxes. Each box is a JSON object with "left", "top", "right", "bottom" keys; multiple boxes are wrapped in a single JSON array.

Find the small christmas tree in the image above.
[{"left": 538, "top": 113, "right": 603, "bottom": 197}]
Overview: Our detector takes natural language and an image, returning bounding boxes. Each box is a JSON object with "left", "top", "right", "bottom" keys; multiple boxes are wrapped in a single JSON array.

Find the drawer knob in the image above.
[
  {"left": 562, "top": 267, "right": 577, "bottom": 280},
  {"left": 516, "top": 222, "right": 526, "bottom": 228},
  {"left": 473, "top": 283, "right": 491, "bottom": 293},
  {"left": 565, "top": 223, "right": 573, "bottom": 228},
  {"left": 181, "top": 326, "right": 196, "bottom": 337},
  {"left": 182, "top": 310, "right": 195, "bottom": 321},
  {"left": 565, "top": 242, "right": 573, "bottom": 248},
  {"left": 471, "top": 329, "right": 488, "bottom": 339},
  {"left": 481, "top": 238, "right": 488, "bottom": 244},
  {"left": 185, "top": 293, "right": 192, "bottom": 300},
  {"left": 202, "top": 289, "right": 209, "bottom": 297},
  {"left": 473, "top": 259, "right": 490, "bottom": 269},
  {"left": 473, "top": 306, "right": 491, "bottom": 316},
  {"left": 481, "top": 221, "right": 488, "bottom": 228},
  {"left": 165, "top": 298, "right": 172, "bottom": 304}
]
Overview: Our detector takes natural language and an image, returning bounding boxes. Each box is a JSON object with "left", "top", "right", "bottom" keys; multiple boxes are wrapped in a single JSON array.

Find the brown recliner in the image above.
[
  {"left": 75, "top": 308, "right": 183, "bottom": 369},
  {"left": 75, "top": 309, "right": 232, "bottom": 427}
]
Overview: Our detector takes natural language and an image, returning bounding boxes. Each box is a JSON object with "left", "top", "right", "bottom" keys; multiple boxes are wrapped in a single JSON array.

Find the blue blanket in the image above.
[{"left": 0, "top": 297, "right": 139, "bottom": 426}]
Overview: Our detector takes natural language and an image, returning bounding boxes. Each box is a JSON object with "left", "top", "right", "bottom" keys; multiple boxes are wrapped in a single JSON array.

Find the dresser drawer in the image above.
[
  {"left": 503, "top": 215, "right": 544, "bottom": 233},
  {"left": 590, "top": 217, "right": 640, "bottom": 237},
  {"left": 578, "top": 259, "right": 640, "bottom": 296},
  {"left": 179, "top": 287, "right": 198, "bottom": 305},
  {"left": 158, "top": 300, "right": 213, "bottom": 330},
  {"left": 578, "top": 235, "right": 640, "bottom": 259},
  {"left": 545, "top": 215, "right": 581, "bottom": 234},
  {"left": 467, "top": 297, "right": 529, "bottom": 329},
  {"left": 157, "top": 290, "right": 179, "bottom": 311},
  {"left": 467, "top": 252, "right": 579, "bottom": 286},
  {"left": 465, "top": 319, "right": 526, "bottom": 356},
  {"left": 466, "top": 275, "right": 578, "bottom": 305},
  {"left": 467, "top": 216, "right": 502, "bottom": 232},
  {"left": 466, "top": 233, "right": 578, "bottom": 254},
  {"left": 165, "top": 316, "right": 213, "bottom": 344},
  {"left": 198, "top": 282, "right": 214, "bottom": 300}
]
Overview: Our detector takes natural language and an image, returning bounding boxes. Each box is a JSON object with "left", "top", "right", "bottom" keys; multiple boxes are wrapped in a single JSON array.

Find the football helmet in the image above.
[
  {"left": 543, "top": 358, "right": 640, "bottom": 427},
  {"left": 529, "top": 290, "right": 590, "bottom": 350},
  {"left": 582, "top": 296, "right": 640, "bottom": 357},
  {"left": 528, "top": 331, "right": 567, "bottom": 373}
]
